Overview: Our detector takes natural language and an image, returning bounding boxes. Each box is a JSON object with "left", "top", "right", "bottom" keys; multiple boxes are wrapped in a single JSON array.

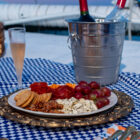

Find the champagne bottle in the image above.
[
  {"left": 78, "top": 0, "right": 95, "bottom": 22},
  {"left": 105, "top": 0, "right": 127, "bottom": 21}
]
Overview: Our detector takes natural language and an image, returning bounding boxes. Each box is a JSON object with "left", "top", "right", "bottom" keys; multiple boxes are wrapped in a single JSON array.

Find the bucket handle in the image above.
[{"left": 67, "top": 33, "right": 80, "bottom": 49}]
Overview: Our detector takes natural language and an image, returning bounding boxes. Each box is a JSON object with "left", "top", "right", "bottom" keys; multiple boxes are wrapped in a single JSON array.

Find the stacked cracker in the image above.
[{"left": 14, "top": 90, "right": 52, "bottom": 108}]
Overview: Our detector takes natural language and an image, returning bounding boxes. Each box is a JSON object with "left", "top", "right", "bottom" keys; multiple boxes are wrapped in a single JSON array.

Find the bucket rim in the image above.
[{"left": 65, "top": 18, "right": 126, "bottom": 24}]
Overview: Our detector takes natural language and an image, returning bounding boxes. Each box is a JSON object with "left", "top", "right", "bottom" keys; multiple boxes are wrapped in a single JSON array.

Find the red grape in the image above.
[
  {"left": 88, "top": 93, "right": 96, "bottom": 100},
  {"left": 74, "top": 85, "right": 82, "bottom": 93},
  {"left": 91, "top": 89, "right": 105, "bottom": 98},
  {"left": 82, "top": 86, "right": 91, "bottom": 95},
  {"left": 83, "top": 95, "right": 90, "bottom": 100},
  {"left": 96, "top": 89, "right": 105, "bottom": 97},
  {"left": 102, "top": 98, "right": 110, "bottom": 105},
  {"left": 97, "top": 98, "right": 105, "bottom": 106},
  {"left": 101, "top": 87, "right": 111, "bottom": 97},
  {"left": 74, "top": 92, "right": 83, "bottom": 99},
  {"left": 89, "top": 81, "right": 100, "bottom": 89},
  {"left": 96, "top": 98, "right": 110, "bottom": 108},
  {"left": 78, "top": 81, "right": 88, "bottom": 87},
  {"left": 96, "top": 100, "right": 104, "bottom": 109},
  {"left": 90, "top": 90, "right": 100, "bottom": 98}
]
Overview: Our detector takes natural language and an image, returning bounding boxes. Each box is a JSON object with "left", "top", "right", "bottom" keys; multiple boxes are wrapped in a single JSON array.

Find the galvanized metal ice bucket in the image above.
[{"left": 67, "top": 19, "right": 125, "bottom": 85}]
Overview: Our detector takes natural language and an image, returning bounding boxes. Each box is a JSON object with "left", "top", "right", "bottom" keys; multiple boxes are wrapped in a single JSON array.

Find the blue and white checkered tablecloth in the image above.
[{"left": 0, "top": 57, "right": 140, "bottom": 140}]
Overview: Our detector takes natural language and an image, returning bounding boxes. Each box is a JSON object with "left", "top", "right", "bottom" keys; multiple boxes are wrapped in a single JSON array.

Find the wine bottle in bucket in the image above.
[
  {"left": 78, "top": 0, "right": 95, "bottom": 22},
  {"left": 105, "top": 0, "right": 128, "bottom": 22}
]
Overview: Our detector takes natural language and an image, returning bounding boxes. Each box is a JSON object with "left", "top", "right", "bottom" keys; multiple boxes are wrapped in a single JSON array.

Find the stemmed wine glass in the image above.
[{"left": 8, "top": 27, "right": 26, "bottom": 88}]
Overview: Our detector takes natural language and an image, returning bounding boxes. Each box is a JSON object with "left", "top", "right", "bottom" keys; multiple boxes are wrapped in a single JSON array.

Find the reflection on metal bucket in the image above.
[{"left": 67, "top": 19, "right": 125, "bottom": 85}]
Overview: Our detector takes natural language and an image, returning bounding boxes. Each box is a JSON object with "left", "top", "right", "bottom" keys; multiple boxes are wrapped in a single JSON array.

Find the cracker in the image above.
[
  {"left": 32, "top": 93, "right": 52, "bottom": 104},
  {"left": 37, "top": 94, "right": 43, "bottom": 102},
  {"left": 32, "top": 92, "right": 39, "bottom": 104},
  {"left": 44, "top": 93, "right": 52, "bottom": 102},
  {"left": 14, "top": 90, "right": 29, "bottom": 101},
  {"left": 16, "top": 90, "right": 31, "bottom": 106},
  {"left": 21, "top": 92, "right": 35, "bottom": 108}
]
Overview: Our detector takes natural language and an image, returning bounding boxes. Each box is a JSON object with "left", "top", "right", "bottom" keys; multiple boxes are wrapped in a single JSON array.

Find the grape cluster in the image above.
[{"left": 74, "top": 81, "right": 111, "bottom": 109}]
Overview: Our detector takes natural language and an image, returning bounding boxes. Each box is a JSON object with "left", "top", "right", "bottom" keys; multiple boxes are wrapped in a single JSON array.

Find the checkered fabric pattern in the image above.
[{"left": 0, "top": 57, "right": 140, "bottom": 140}]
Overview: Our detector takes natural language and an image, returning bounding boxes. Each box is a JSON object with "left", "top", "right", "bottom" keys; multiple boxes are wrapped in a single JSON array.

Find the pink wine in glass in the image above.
[
  {"left": 10, "top": 42, "right": 25, "bottom": 87},
  {"left": 8, "top": 27, "right": 26, "bottom": 88}
]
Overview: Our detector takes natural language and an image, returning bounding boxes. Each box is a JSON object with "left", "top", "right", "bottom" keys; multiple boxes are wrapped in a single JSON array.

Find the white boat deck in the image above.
[
  {"left": 0, "top": 4, "right": 140, "bottom": 31},
  {"left": 4, "top": 31, "right": 140, "bottom": 74}
]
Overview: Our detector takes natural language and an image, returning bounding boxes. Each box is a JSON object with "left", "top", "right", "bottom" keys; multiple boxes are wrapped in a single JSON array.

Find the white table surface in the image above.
[{"left": 4, "top": 31, "right": 140, "bottom": 74}]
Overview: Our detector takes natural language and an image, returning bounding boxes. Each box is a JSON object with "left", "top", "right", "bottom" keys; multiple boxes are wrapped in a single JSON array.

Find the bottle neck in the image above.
[
  {"left": 116, "top": 0, "right": 126, "bottom": 9},
  {"left": 79, "top": 0, "right": 89, "bottom": 16}
]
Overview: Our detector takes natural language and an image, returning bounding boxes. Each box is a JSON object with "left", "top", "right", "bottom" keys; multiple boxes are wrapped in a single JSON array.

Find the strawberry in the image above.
[{"left": 30, "top": 82, "right": 51, "bottom": 94}]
